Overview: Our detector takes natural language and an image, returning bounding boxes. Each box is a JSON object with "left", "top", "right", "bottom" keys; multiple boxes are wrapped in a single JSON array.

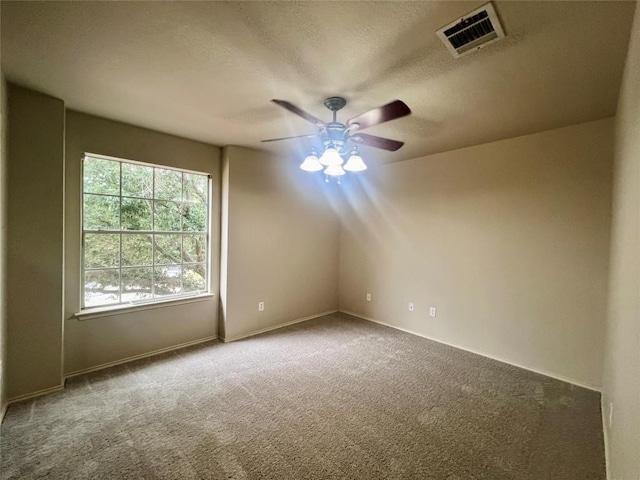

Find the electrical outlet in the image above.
[
  {"left": 408, "top": 302, "right": 415, "bottom": 312},
  {"left": 429, "top": 307, "right": 437, "bottom": 318},
  {"left": 258, "top": 301, "right": 265, "bottom": 312},
  {"left": 366, "top": 293, "right": 372, "bottom": 302}
]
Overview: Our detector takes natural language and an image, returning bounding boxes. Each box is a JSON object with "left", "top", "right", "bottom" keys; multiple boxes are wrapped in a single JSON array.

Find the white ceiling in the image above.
[{"left": 1, "top": 1, "right": 636, "bottom": 165}]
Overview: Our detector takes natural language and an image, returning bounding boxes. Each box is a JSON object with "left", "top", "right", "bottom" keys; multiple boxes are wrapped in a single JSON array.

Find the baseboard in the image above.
[
  {"left": 0, "top": 400, "right": 7, "bottom": 424},
  {"left": 65, "top": 335, "right": 218, "bottom": 378},
  {"left": 340, "top": 310, "right": 602, "bottom": 393},
  {"left": 8, "top": 384, "right": 65, "bottom": 405},
  {"left": 221, "top": 310, "right": 338, "bottom": 342}
]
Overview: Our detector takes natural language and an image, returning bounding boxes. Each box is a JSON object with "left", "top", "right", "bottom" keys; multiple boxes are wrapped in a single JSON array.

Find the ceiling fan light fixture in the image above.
[
  {"left": 300, "top": 151, "right": 323, "bottom": 172},
  {"left": 319, "top": 146, "right": 344, "bottom": 166},
  {"left": 343, "top": 148, "right": 367, "bottom": 172},
  {"left": 324, "top": 164, "right": 346, "bottom": 177},
  {"left": 264, "top": 96, "right": 411, "bottom": 183}
]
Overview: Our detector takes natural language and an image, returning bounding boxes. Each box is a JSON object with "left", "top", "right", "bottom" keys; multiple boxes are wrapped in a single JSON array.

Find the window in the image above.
[{"left": 82, "top": 154, "right": 210, "bottom": 309}]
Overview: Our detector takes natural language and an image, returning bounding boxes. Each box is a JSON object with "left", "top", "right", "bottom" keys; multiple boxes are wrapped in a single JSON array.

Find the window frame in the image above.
[{"left": 80, "top": 152, "right": 212, "bottom": 311}]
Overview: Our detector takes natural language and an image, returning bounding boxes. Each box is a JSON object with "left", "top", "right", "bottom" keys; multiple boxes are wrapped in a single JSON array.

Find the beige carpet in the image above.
[{"left": 1, "top": 312, "right": 605, "bottom": 479}]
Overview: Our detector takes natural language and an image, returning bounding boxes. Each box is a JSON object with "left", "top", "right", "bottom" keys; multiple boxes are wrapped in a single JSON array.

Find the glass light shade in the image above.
[
  {"left": 324, "top": 164, "right": 346, "bottom": 176},
  {"left": 319, "top": 147, "right": 344, "bottom": 166},
  {"left": 299, "top": 153, "right": 323, "bottom": 172},
  {"left": 343, "top": 153, "right": 367, "bottom": 172}
]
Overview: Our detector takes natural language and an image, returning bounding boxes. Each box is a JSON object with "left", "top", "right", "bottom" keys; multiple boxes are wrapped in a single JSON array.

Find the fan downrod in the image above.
[{"left": 324, "top": 96, "right": 347, "bottom": 112}]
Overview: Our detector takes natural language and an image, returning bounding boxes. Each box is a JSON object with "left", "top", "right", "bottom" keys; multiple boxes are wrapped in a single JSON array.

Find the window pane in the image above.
[
  {"left": 84, "top": 234, "right": 120, "bottom": 268},
  {"left": 183, "top": 203, "right": 207, "bottom": 232},
  {"left": 122, "top": 234, "right": 152, "bottom": 266},
  {"left": 84, "top": 157, "right": 120, "bottom": 195},
  {"left": 84, "top": 269, "right": 120, "bottom": 307},
  {"left": 122, "top": 198, "right": 152, "bottom": 230},
  {"left": 122, "top": 163, "right": 153, "bottom": 198},
  {"left": 183, "top": 235, "right": 207, "bottom": 264},
  {"left": 154, "top": 169, "right": 182, "bottom": 201},
  {"left": 183, "top": 264, "right": 206, "bottom": 293},
  {"left": 82, "top": 155, "right": 210, "bottom": 309},
  {"left": 121, "top": 267, "right": 153, "bottom": 302},
  {"left": 154, "top": 201, "right": 181, "bottom": 231},
  {"left": 154, "top": 235, "right": 181, "bottom": 265},
  {"left": 83, "top": 194, "right": 120, "bottom": 230},
  {"left": 183, "top": 173, "right": 207, "bottom": 204},
  {"left": 154, "top": 266, "right": 182, "bottom": 298}
]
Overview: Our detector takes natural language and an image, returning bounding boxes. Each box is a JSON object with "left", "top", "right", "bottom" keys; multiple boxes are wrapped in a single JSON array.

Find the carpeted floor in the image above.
[{"left": 1, "top": 313, "right": 605, "bottom": 479}]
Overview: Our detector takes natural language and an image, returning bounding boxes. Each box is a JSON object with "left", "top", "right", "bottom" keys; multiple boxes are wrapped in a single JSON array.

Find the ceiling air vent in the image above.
[{"left": 437, "top": 2, "right": 505, "bottom": 58}]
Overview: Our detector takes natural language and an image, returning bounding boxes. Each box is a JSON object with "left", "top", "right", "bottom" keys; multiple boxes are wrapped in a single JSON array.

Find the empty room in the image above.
[{"left": 0, "top": 1, "right": 638, "bottom": 479}]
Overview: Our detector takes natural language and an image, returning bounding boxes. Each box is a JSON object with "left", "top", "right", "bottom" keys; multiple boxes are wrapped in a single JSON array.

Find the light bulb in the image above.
[
  {"left": 299, "top": 152, "right": 323, "bottom": 172},
  {"left": 319, "top": 147, "right": 344, "bottom": 166},
  {"left": 324, "top": 164, "right": 346, "bottom": 176},
  {"left": 343, "top": 151, "right": 367, "bottom": 172}
]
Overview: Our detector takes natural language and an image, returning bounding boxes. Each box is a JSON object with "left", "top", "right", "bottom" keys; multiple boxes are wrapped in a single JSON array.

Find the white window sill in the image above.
[{"left": 74, "top": 293, "right": 215, "bottom": 320}]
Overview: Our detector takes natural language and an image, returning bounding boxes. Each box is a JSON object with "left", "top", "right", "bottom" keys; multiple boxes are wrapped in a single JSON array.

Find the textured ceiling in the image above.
[{"left": 1, "top": 1, "right": 636, "bottom": 165}]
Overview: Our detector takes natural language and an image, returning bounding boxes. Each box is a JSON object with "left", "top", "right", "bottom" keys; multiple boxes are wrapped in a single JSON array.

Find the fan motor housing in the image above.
[{"left": 324, "top": 122, "right": 349, "bottom": 149}]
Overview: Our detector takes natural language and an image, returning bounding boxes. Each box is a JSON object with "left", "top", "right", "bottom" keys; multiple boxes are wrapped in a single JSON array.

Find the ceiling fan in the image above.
[{"left": 262, "top": 97, "right": 411, "bottom": 180}]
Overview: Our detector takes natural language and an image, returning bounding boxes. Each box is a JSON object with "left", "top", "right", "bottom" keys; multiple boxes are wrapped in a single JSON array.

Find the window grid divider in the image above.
[
  {"left": 119, "top": 161, "right": 123, "bottom": 305},
  {"left": 151, "top": 168, "right": 156, "bottom": 299}
]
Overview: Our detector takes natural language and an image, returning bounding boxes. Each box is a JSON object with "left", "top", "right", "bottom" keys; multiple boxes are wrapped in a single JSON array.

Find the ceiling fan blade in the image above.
[
  {"left": 272, "top": 100, "right": 325, "bottom": 127},
  {"left": 261, "top": 133, "right": 318, "bottom": 143},
  {"left": 347, "top": 100, "right": 411, "bottom": 130},
  {"left": 351, "top": 133, "right": 404, "bottom": 151}
]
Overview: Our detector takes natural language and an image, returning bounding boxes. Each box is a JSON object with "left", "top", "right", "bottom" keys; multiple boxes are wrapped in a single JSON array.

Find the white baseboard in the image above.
[
  {"left": 65, "top": 335, "right": 218, "bottom": 379},
  {"left": 8, "top": 384, "right": 65, "bottom": 405},
  {"left": 221, "top": 310, "right": 338, "bottom": 343},
  {"left": 340, "top": 310, "right": 602, "bottom": 393}
]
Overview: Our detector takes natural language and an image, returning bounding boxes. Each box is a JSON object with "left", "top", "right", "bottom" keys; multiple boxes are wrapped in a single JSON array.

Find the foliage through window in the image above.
[{"left": 82, "top": 154, "right": 210, "bottom": 308}]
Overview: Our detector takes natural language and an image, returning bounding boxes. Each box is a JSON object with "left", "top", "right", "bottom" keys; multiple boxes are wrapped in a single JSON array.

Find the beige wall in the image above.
[
  {"left": 0, "top": 74, "right": 8, "bottom": 414},
  {"left": 64, "top": 111, "right": 221, "bottom": 375},
  {"left": 6, "top": 85, "right": 65, "bottom": 399},
  {"left": 220, "top": 146, "right": 339, "bottom": 340},
  {"left": 602, "top": 3, "right": 640, "bottom": 479},
  {"left": 339, "top": 118, "right": 614, "bottom": 390}
]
